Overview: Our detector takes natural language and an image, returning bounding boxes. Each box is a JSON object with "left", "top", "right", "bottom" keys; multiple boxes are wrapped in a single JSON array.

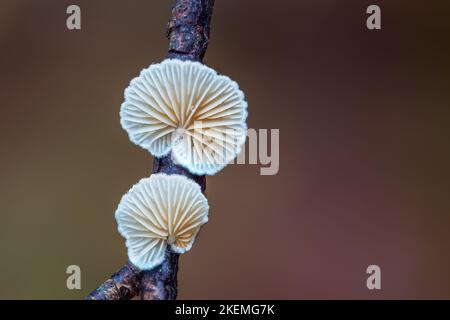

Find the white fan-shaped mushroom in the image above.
[
  {"left": 120, "top": 59, "right": 248, "bottom": 175},
  {"left": 115, "top": 173, "right": 209, "bottom": 270}
]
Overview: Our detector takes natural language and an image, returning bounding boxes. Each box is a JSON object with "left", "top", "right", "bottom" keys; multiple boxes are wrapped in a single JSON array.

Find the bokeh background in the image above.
[{"left": 0, "top": 0, "right": 449, "bottom": 299}]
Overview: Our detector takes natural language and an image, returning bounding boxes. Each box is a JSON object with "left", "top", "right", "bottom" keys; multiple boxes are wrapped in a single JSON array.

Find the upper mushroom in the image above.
[
  {"left": 115, "top": 173, "right": 209, "bottom": 270},
  {"left": 120, "top": 59, "right": 248, "bottom": 175}
]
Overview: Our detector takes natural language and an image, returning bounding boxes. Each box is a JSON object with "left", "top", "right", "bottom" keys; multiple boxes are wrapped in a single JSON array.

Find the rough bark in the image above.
[
  {"left": 139, "top": 249, "right": 180, "bottom": 300},
  {"left": 86, "top": 0, "right": 214, "bottom": 300},
  {"left": 153, "top": 155, "right": 206, "bottom": 193},
  {"left": 167, "top": 0, "right": 215, "bottom": 61},
  {"left": 85, "top": 262, "right": 141, "bottom": 300}
]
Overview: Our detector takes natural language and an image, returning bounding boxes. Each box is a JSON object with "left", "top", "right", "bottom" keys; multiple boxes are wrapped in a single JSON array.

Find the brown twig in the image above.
[
  {"left": 167, "top": 0, "right": 215, "bottom": 62},
  {"left": 85, "top": 262, "right": 141, "bottom": 300},
  {"left": 139, "top": 248, "right": 180, "bottom": 300},
  {"left": 85, "top": 0, "right": 215, "bottom": 300}
]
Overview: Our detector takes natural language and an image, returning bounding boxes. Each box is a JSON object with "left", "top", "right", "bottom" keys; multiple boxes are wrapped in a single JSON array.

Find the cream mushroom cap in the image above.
[
  {"left": 120, "top": 59, "right": 248, "bottom": 175},
  {"left": 115, "top": 173, "right": 209, "bottom": 270}
]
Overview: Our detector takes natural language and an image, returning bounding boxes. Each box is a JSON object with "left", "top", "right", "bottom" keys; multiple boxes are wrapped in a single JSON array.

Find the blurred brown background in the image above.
[{"left": 0, "top": 0, "right": 449, "bottom": 299}]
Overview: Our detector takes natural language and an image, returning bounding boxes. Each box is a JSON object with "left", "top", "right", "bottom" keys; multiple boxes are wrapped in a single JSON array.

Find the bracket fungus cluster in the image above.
[
  {"left": 87, "top": 0, "right": 245, "bottom": 300},
  {"left": 114, "top": 59, "right": 248, "bottom": 272}
]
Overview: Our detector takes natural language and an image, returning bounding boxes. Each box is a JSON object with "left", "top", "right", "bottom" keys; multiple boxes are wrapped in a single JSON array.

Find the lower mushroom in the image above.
[{"left": 115, "top": 173, "right": 209, "bottom": 271}]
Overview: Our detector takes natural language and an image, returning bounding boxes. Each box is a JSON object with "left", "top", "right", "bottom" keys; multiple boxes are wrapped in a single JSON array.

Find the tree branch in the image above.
[
  {"left": 167, "top": 0, "right": 215, "bottom": 61},
  {"left": 85, "top": 0, "right": 214, "bottom": 300},
  {"left": 139, "top": 248, "right": 180, "bottom": 300},
  {"left": 85, "top": 262, "right": 141, "bottom": 300}
]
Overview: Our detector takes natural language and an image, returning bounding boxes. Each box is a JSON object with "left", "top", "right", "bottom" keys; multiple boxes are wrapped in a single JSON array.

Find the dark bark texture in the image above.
[
  {"left": 86, "top": 0, "right": 214, "bottom": 300},
  {"left": 153, "top": 155, "right": 206, "bottom": 193},
  {"left": 139, "top": 249, "right": 180, "bottom": 300},
  {"left": 85, "top": 262, "right": 141, "bottom": 300},
  {"left": 167, "top": 0, "right": 215, "bottom": 61}
]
